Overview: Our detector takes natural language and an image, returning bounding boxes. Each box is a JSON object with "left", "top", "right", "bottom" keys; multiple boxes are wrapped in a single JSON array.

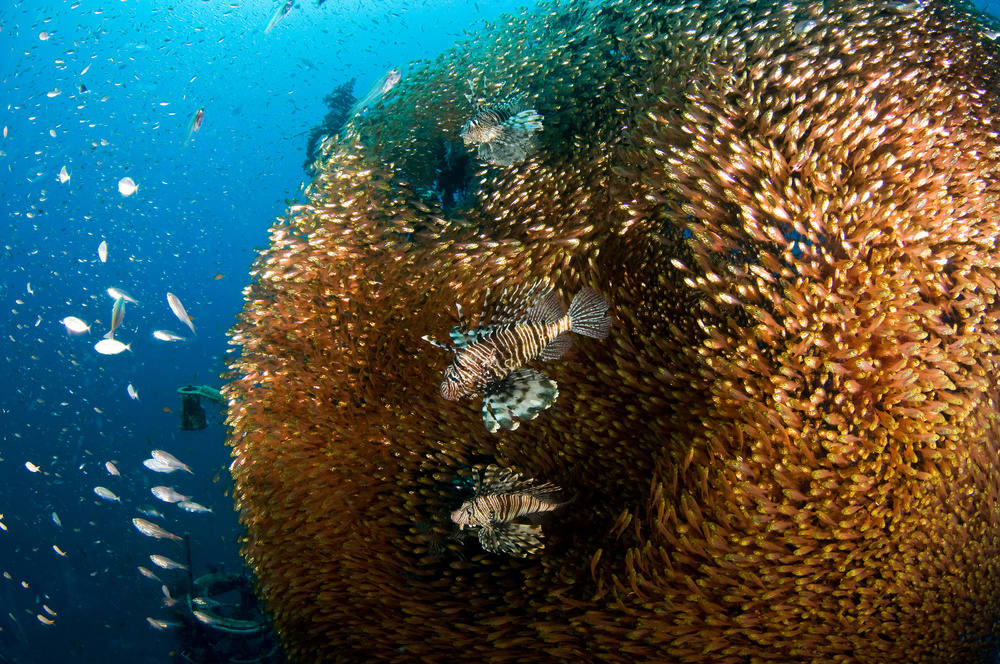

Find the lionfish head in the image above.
[
  {"left": 460, "top": 114, "right": 504, "bottom": 146},
  {"left": 440, "top": 362, "right": 468, "bottom": 401},
  {"left": 450, "top": 502, "right": 475, "bottom": 528}
]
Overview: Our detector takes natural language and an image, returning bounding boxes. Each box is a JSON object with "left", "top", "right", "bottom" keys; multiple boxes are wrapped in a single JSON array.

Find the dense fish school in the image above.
[{"left": 225, "top": 0, "right": 1000, "bottom": 661}]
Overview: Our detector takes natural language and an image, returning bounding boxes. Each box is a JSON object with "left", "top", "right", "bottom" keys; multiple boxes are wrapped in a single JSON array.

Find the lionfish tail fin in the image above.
[
  {"left": 567, "top": 287, "right": 611, "bottom": 339},
  {"left": 482, "top": 368, "right": 558, "bottom": 433}
]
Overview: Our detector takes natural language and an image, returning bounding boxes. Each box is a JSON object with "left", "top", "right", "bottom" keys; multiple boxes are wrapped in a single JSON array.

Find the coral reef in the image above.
[
  {"left": 226, "top": 0, "right": 1000, "bottom": 661},
  {"left": 302, "top": 78, "right": 355, "bottom": 175}
]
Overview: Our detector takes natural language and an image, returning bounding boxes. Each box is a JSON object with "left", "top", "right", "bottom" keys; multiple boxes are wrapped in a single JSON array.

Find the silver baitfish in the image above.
[
  {"left": 460, "top": 91, "right": 543, "bottom": 166},
  {"left": 424, "top": 283, "right": 611, "bottom": 432},
  {"left": 451, "top": 464, "right": 565, "bottom": 557}
]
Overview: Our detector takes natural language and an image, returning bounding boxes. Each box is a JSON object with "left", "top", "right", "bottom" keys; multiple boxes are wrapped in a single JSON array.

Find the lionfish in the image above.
[
  {"left": 460, "top": 91, "right": 543, "bottom": 166},
  {"left": 424, "top": 283, "right": 611, "bottom": 433},
  {"left": 451, "top": 464, "right": 565, "bottom": 557}
]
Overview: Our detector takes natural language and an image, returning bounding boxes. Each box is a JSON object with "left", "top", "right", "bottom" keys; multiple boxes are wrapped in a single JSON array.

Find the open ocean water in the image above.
[{"left": 0, "top": 1, "right": 534, "bottom": 662}]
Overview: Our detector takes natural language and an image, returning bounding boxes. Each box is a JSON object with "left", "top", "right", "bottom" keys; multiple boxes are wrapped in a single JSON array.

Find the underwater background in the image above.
[
  {"left": 8, "top": 0, "right": 1000, "bottom": 663},
  {"left": 0, "top": 1, "right": 534, "bottom": 663}
]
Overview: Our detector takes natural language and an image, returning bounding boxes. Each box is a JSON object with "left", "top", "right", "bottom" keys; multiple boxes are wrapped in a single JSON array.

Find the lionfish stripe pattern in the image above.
[
  {"left": 461, "top": 90, "right": 544, "bottom": 166},
  {"left": 425, "top": 284, "right": 611, "bottom": 432},
  {"left": 451, "top": 465, "right": 564, "bottom": 557}
]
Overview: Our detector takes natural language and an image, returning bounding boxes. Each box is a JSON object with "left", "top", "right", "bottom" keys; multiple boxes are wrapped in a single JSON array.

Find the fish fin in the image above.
[
  {"left": 567, "top": 287, "right": 611, "bottom": 339},
  {"left": 477, "top": 465, "right": 563, "bottom": 500},
  {"left": 448, "top": 325, "right": 484, "bottom": 349},
  {"left": 481, "top": 282, "right": 548, "bottom": 327},
  {"left": 503, "top": 109, "right": 543, "bottom": 134},
  {"left": 481, "top": 368, "right": 558, "bottom": 433},
  {"left": 479, "top": 522, "right": 544, "bottom": 557},
  {"left": 526, "top": 288, "right": 566, "bottom": 325},
  {"left": 103, "top": 330, "right": 114, "bottom": 340},
  {"left": 482, "top": 397, "right": 516, "bottom": 433},
  {"left": 478, "top": 464, "right": 526, "bottom": 495},
  {"left": 541, "top": 333, "right": 572, "bottom": 361},
  {"left": 422, "top": 334, "right": 456, "bottom": 353}
]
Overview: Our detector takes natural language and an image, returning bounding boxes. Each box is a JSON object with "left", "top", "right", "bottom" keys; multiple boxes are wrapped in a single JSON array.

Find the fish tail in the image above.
[
  {"left": 103, "top": 330, "right": 115, "bottom": 340},
  {"left": 567, "top": 287, "right": 611, "bottom": 339}
]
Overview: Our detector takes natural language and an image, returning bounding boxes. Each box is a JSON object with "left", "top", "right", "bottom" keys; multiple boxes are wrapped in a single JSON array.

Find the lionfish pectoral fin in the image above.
[
  {"left": 481, "top": 369, "right": 558, "bottom": 432},
  {"left": 482, "top": 397, "right": 517, "bottom": 433},
  {"left": 448, "top": 325, "right": 479, "bottom": 349},
  {"left": 505, "top": 109, "right": 543, "bottom": 134},
  {"left": 541, "top": 333, "right": 572, "bottom": 361},
  {"left": 421, "top": 334, "right": 456, "bottom": 353},
  {"left": 479, "top": 522, "right": 544, "bottom": 557}
]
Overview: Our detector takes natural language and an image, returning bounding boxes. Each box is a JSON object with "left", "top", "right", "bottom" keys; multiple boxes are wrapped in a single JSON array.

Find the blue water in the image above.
[{"left": 0, "top": 1, "right": 535, "bottom": 662}]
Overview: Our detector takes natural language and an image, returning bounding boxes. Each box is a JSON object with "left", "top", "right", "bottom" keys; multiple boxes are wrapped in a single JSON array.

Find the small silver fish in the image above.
[
  {"left": 104, "top": 297, "right": 125, "bottom": 340},
  {"left": 138, "top": 566, "right": 162, "bottom": 582},
  {"left": 149, "top": 554, "right": 187, "bottom": 570},
  {"left": 264, "top": 0, "right": 294, "bottom": 33},
  {"left": 193, "top": 610, "right": 227, "bottom": 627},
  {"left": 151, "top": 486, "right": 191, "bottom": 503},
  {"left": 461, "top": 91, "right": 543, "bottom": 166},
  {"left": 151, "top": 449, "right": 193, "bottom": 474},
  {"left": 94, "top": 339, "right": 131, "bottom": 355},
  {"left": 346, "top": 68, "right": 401, "bottom": 119},
  {"left": 152, "top": 329, "right": 185, "bottom": 342},
  {"left": 98, "top": 240, "right": 108, "bottom": 263},
  {"left": 136, "top": 505, "right": 166, "bottom": 520},
  {"left": 424, "top": 284, "right": 610, "bottom": 432},
  {"left": 118, "top": 177, "right": 138, "bottom": 197},
  {"left": 166, "top": 293, "right": 196, "bottom": 335},
  {"left": 60, "top": 316, "right": 90, "bottom": 334},
  {"left": 107, "top": 287, "right": 140, "bottom": 304},
  {"left": 147, "top": 617, "right": 180, "bottom": 630},
  {"left": 143, "top": 458, "right": 177, "bottom": 473},
  {"left": 105, "top": 461, "right": 120, "bottom": 476},
  {"left": 93, "top": 486, "right": 121, "bottom": 502},
  {"left": 184, "top": 108, "right": 204, "bottom": 144},
  {"left": 451, "top": 464, "right": 565, "bottom": 557},
  {"left": 127, "top": 384, "right": 139, "bottom": 401},
  {"left": 177, "top": 500, "right": 212, "bottom": 514},
  {"left": 133, "top": 518, "right": 182, "bottom": 541}
]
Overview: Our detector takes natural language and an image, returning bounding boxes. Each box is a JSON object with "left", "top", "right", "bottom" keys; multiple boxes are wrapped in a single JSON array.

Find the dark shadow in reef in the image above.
[{"left": 303, "top": 78, "right": 356, "bottom": 175}]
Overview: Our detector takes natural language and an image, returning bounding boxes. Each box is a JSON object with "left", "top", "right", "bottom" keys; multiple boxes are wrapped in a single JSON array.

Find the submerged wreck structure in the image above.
[{"left": 225, "top": 0, "right": 1000, "bottom": 660}]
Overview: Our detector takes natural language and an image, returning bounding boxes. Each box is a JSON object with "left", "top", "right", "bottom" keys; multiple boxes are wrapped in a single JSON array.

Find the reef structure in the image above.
[{"left": 225, "top": 0, "right": 1000, "bottom": 661}]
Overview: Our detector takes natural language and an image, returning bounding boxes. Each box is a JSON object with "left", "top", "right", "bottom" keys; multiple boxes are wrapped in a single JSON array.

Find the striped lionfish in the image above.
[
  {"left": 460, "top": 91, "right": 543, "bottom": 166},
  {"left": 423, "top": 283, "right": 611, "bottom": 433},
  {"left": 451, "top": 464, "right": 565, "bottom": 557}
]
